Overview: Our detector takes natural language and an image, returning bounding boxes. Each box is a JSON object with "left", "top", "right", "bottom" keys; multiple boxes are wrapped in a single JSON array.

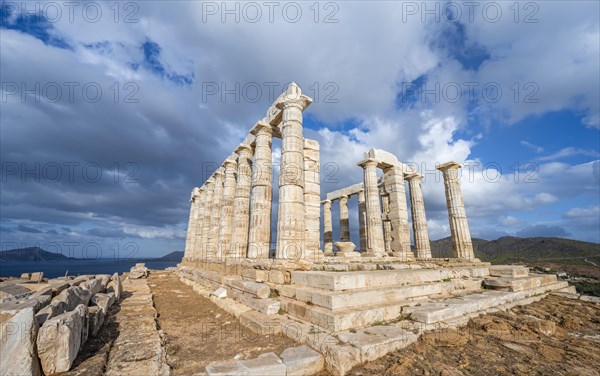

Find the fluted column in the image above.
[
  {"left": 230, "top": 144, "right": 253, "bottom": 259},
  {"left": 184, "top": 187, "right": 200, "bottom": 261},
  {"left": 275, "top": 84, "right": 312, "bottom": 259},
  {"left": 406, "top": 173, "right": 431, "bottom": 259},
  {"left": 248, "top": 122, "right": 273, "bottom": 259},
  {"left": 358, "top": 159, "right": 385, "bottom": 256},
  {"left": 381, "top": 192, "right": 392, "bottom": 254},
  {"left": 339, "top": 195, "right": 350, "bottom": 242},
  {"left": 322, "top": 200, "right": 333, "bottom": 255},
  {"left": 199, "top": 178, "right": 215, "bottom": 261},
  {"left": 207, "top": 169, "right": 224, "bottom": 258},
  {"left": 357, "top": 190, "right": 367, "bottom": 252},
  {"left": 383, "top": 166, "right": 413, "bottom": 260},
  {"left": 218, "top": 159, "right": 237, "bottom": 259},
  {"left": 192, "top": 187, "right": 206, "bottom": 261},
  {"left": 437, "top": 161, "right": 474, "bottom": 260},
  {"left": 304, "top": 139, "right": 321, "bottom": 260}
]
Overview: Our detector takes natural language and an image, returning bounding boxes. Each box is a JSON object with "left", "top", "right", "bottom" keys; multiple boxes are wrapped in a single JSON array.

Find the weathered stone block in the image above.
[
  {"left": 0, "top": 307, "right": 41, "bottom": 376},
  {"left": 280, "top": 345, "right": 324, "bottom": 376},
  {"left": 87, "top": 305, "right": 105, "bottom": 337},
  {"left": 91, "top": 292, "right": 116, "bottom": 314},
  {"left": 239, "top": 352, "right": 286, "bottom": 375}
]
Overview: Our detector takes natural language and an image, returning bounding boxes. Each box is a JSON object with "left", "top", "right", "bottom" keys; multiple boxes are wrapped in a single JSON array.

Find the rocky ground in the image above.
[
  {"left": 148, "top": 270, "right": 298, "bottom": 375},
  {"left": 342, "top": 294, "right": 600, "bottom": 376}
]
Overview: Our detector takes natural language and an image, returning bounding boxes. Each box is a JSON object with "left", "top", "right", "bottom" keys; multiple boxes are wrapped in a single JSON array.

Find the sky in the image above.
[{"left": 1, "top": 1, "right": 599, "bottom": 258}]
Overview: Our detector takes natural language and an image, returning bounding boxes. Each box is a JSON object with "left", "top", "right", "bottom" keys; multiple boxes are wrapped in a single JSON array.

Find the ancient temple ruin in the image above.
[{"left": 179, "top": 82, "right": 573, "bottom": 376}]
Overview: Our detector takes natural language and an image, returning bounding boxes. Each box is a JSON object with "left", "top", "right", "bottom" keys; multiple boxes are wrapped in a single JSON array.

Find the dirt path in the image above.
[
  {"left": 344, "top": 295, "right": 600, "bottom": 376},
  {"left": 148, "top": 270, "right": 298, "bottom": 375}
]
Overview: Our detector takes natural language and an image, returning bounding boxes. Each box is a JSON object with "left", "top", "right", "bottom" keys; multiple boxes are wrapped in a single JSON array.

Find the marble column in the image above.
[
  {"left": 184, "top": 187, "right": 200, "bottom": 261},
  {"left": 218, "top": 159, "right": 237, "bottom": 258},
  {"left": 406, "top": 173, "right": 432, "bottom": 259},
  {"left": 192, "top": 187, "right": 206, "bottom": 260},
  {"left": 358, "top": 159, "right": 385, "bottom": 256},
  {"left": 304, "top": 139, "right": 321, "bottom": 260},
  {"left": 322, "top": 200, "right": 333, "bottom": 255},
  {"left": 248, "top": 122, "right": 273, "bottom": 259},
  {"left": 207, "top": 168, "right": 224, "bottom": 258},
  {"left": 383, "top": 166, "right": 413, "bottom": 260},
  {"left": 339, "top": 195, "right": 350, "bottom": 242},
  {"left": 357, "top": 190, "right": 367, "bottom": 252},
  {"left": 199, "top": 178, "right": 215, "bottom": 260},
  {"left": 275, "top": 85, "right": 312, "bottom": 259},
  {"left": 381, "top": 192, "right": 392, "bottom": 254},
  {"left": 230, "top": 144, "right": 253, "bottom": 260},
  {"left": 437, "top": 161, "right": 474, "bottom": 260}
]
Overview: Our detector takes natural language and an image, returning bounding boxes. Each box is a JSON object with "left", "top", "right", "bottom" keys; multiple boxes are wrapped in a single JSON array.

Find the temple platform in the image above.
[{"left": 177, "top": 259, "right": 573, "bottom": 375}]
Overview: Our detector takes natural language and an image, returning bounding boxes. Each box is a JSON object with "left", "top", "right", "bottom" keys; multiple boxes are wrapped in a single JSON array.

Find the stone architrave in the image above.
[
  {"left": 230, "top": 144, "right": 253, "bottom": 259},
  {"left": 199, "top": 178, "right": 215, "bottom": 260},
  {"left": 322, "top": 200, "right": 333, "bottom": 255},
  {"left": 339, "top": 195, "right": 350, "bottom": 242},
  {"left": 357, "top": 190, "right": 367, "bottom": 252},
  {"left": 406, "top": 173, "right": 432, "bottom": 259},
  {"left": 207, "top": 169, "right": 224, "bottom": 258},
  {"left": 218, "top": 159, "right": 237, "bottom": 258},
  {"left": 304, "top": 138, "right": 321, "bottom": 260},
  {"left": 248, "top": 122, "right": 273, "bottom": 259},
  {"left": 437, "top": 161, "right": 474, "bottom": 260},
  {"left": 383, "top": 166, "right": 413, "bottom": 260},
  {"left": 275, "top": 83, "right": 312, "bottom": 259},
  {"left": 358, "top": 159, "right": 385, "bottom": 256}
]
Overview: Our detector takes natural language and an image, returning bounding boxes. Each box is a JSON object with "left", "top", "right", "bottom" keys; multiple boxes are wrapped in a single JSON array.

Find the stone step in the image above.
[
  {"left": 282, "top": 279, "right": 483, "bottom": 311},
  {"left": 405, "top": 281, "right": 570, "bottom": 324},
  {"left": 291, "top": 266, "right": 489, "bottom": 291},
  {"left": 483, "top": 274, "right": 557, "bottom": 292},
  {"left": 283, "top": 295, "right": 429, "bottom": 332},
  {"left": 488, "top": 265, "right": 529, "bottom": 278}
]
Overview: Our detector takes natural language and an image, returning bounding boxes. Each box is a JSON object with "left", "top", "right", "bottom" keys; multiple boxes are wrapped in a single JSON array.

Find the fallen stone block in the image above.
[
  {"left": 87, "top": 305, "right": 105, "bottom": 337},
  {"left": 20, "top": 273, "right": 31, "bottom": 280},
  {"left": 0, "top": 307, "right": 42, "bottom": 376},
  {"left": 206, "top": 361, "right": 249, "bottom": 376},
  {"left": 212, "top": 287, "right": 227, "bottom": 298},
  {"left": 55, "top": 286, "right": 93, "bottom": 312},
  {"left": 107, "top": 273, "right": 122, "bottom": 299},
  {"left": 229, "top": 279, "right": 270, "bottom": 299},
  {"left": 35, "top": 300, "right": 67, "bottom": 326},
  {"left": 95, "top": 274, "right": 112, "bottom": 289},
  {"left": 239, "top": 352, "right": 286, "bottom": 376},
  {"left": 30, "top": 272, "right": 44, "bottom": 283},
  {"left": 37, "top": 304, "right": 87, "bottom": 374},
  {"left": 91, "top": 292, "right": 117, "bottom": 314},
  {"left": 337, "top": 325, "right": 418, "bottom": 363},
  {"left": 81, "top": 278, "right": 104, "bottom": 295},
  {"left": 280, "top": 345, "right": 324, "bottom": 376}
]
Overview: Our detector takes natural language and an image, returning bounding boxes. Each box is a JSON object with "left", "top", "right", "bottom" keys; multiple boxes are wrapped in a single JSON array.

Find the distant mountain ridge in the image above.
[
  {"left": 0, "top": 247, "right": 184, "bottom": 262},
  {"left": 0, "top": 247, "right": 74, "bottom": 262},
  {"left": 430, "top": 236, "right": 600, "bottom": 265}
]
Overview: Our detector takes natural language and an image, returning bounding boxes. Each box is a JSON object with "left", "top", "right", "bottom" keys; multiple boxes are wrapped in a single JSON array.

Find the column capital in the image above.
[
  {"left": 214, "top": 168, "right": 224, "bottom": 177},
  {"left": 251, "top": 120, "right": 273, "bottom": 135},
  {"left": 205, "top": 177, "right": 215, "bottom": 186},
  {"left": 235, "top": 143, "right": 253, "bottom": 156},
  {"left": 191, "top": 187, "right": 201, "bottom": 201},
  {"left": 275, "top": 82, "right": 313, "bottom": 112},
  {"left": 321, "top": 199, "right": 332, "bottom": 206},
  {"left": 223, "top": 158, "right": 237, "bottom": 169},
  {"left": 437, "top": 161, "right": 461, "bottom": 171},
  {"left": 357, "top": 158, "right": 379, "bottom": 168},
  {"left": 339, "top": 195, "right": 348, "bottom": 203},
  {"left": 405, "top": 173, "right": 423, "bottom": 181}
]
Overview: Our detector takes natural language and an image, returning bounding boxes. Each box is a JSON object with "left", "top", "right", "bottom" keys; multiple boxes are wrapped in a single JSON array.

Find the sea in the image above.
[{"left": 0, "top": 259, "right": 179, "bottom": 279}]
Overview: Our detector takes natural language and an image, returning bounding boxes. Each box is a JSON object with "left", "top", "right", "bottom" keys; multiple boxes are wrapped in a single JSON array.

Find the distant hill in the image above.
[
  {"left": 430, "top": 236, "right": 600, "bottom": 265},
  {"left": 0, "top": 247, "right": 74, "bottom": 262},
  {"left": 157, "top": 251, "right": 184, "bottom": 262}
]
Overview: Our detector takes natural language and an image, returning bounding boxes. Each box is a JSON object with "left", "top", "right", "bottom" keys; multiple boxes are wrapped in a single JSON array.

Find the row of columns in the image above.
[
  {"left": 322, "top": 191, "right": 367, "bottom": 255},
  {"left": 184, "top": 83, "right": 317, "bottom": 261}
]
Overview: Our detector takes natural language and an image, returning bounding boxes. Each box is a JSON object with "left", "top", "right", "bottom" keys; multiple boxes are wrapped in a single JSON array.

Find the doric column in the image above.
[
  {"left": 339, "top": 195, "right": 350, "bottom": 242},
  {"left": 192, "top": 187, "right": 206, "bottom": 260},
  {"left": 304, "top": 139, "right": 321, "bottom": 260},
  {"left": 357, "top": 190, "right": 367, "bottom": 252},
  {"left": 230, "top": 144, "right": 253, "bottom": 260},
  {"left": 322, "top": 200, "right": 333, "bottom": 255},
  {"left": 248, "top": 122, "right": 273, "bottom": 259},
  {"left": 207, "top": 168, "right": 224, "bottom": 258},
  {"left": 275, "top": 84, "right": 312, "bottom": 259},
  {"left": 357, "top": 159, "right": 385, "bottom": 256},
  {"left": 199, "top": 178, "right": 215, "bottom": 261},
  {"left": 406, "top": 173, "right": 431, "bottom": 259},
  {"left": 381, "top": 192, "right": 392, "bottom": 254},
  {"left": 218, "top": 159, "right": 237, "bottom": 259},
  {"left": 184, "top": 187, "right": 200, "bottom": 261},
  {"left": 383, "top": 166, "right": 413, "bottom": 260},
  {"left": 437, "top": 161, "right": 474, "bottom": 260}
]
